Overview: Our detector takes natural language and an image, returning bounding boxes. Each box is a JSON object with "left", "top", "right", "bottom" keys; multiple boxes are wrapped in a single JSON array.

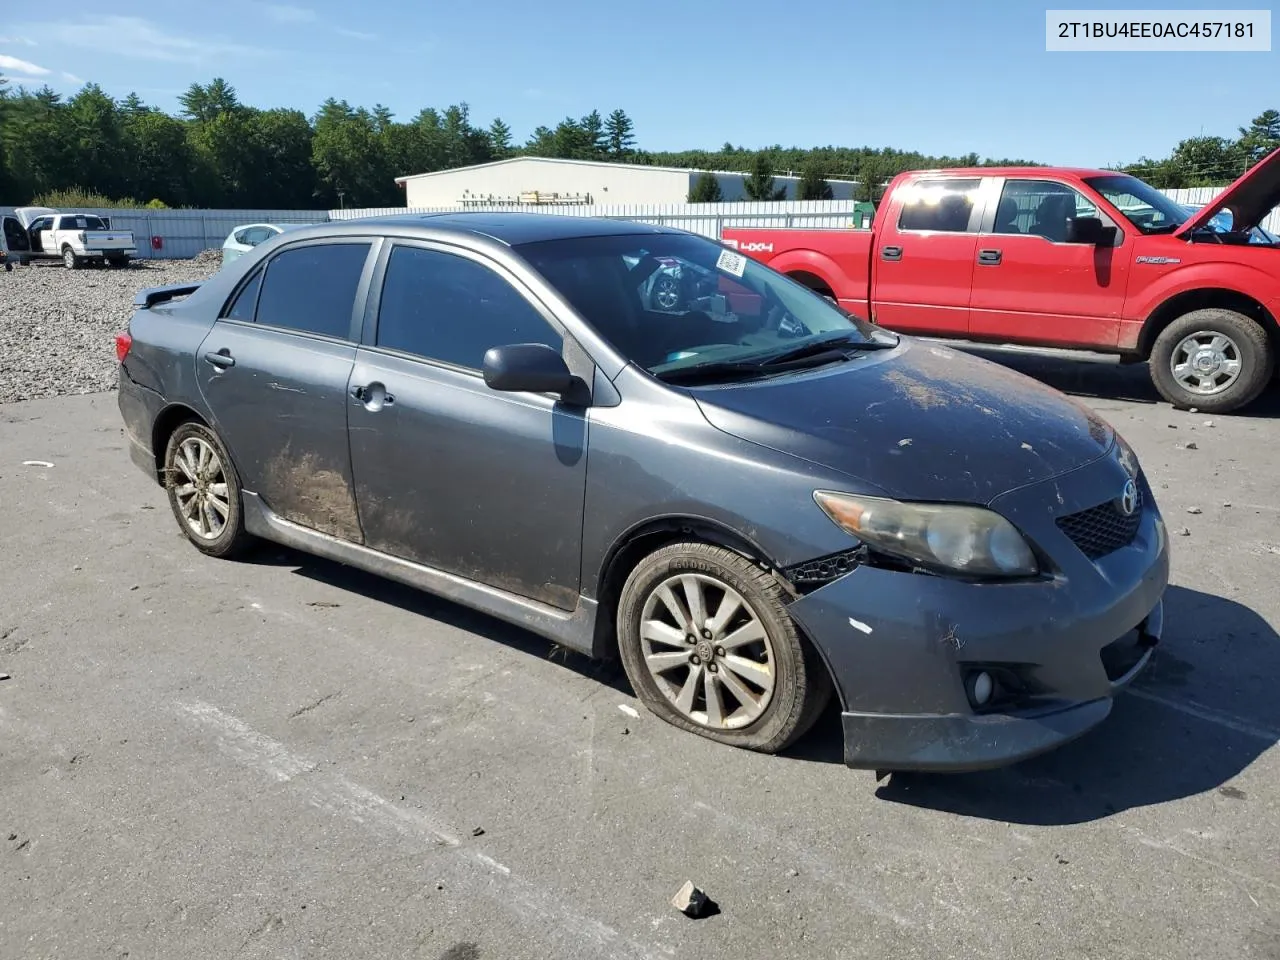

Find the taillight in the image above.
[{"left": 115, "top": 331, "right": 132, "bottom": 363}]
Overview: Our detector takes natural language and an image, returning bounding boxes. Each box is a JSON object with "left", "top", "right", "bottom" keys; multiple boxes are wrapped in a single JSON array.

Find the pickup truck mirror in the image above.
[{"left": 1065, "top": 216, "right": 1105, "bottom": 245}]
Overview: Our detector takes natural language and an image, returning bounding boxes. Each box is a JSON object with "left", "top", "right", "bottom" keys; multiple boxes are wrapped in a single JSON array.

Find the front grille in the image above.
[{"left": 1056, "top": 485, "right": 1143, "bottom": 560}]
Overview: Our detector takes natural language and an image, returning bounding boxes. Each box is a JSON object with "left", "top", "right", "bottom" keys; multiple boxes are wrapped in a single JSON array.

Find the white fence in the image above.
[{"left": 2, "top": 188, "right": 1276, "bottom": 260}]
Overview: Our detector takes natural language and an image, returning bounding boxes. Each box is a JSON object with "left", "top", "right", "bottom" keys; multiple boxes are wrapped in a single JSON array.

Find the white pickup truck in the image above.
[{"left": 3, "top": 206, "right": 137, "bottom": 269}]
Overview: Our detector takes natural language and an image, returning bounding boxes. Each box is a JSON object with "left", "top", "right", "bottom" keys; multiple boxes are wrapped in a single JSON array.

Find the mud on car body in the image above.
[{"left": 116, "top": 213, "right": 1169, "bottom": 773}]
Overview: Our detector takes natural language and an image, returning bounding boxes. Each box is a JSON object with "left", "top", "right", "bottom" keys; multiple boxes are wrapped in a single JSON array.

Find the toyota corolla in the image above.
[{"left": 115, "top": 213, "right": 1169, "bottom": 772}]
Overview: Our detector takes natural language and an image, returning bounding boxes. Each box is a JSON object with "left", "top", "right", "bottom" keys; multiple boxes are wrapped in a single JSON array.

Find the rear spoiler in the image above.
[{"left": 134, "top": 283, "right": 201, "bottom": 309}]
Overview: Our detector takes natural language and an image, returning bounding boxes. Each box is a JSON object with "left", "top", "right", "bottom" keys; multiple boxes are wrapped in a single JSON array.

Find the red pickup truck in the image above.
[{"left": 722, "top": 150, "right": 1280, "bottom": 414}]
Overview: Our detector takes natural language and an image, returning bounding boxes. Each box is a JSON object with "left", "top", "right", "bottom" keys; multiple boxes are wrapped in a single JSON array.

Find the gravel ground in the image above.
[{"left": 0, "top": 253, "right": 221, "bottom": 404}]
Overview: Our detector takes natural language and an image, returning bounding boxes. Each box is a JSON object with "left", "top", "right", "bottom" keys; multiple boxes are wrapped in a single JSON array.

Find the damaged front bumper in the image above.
[{"left": 786, "top": 471, "right": 1170, "bottom": 773}]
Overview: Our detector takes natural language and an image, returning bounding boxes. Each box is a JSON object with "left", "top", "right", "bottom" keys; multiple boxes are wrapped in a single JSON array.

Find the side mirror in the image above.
[
  {"left": 1065, "top": 215, "right": 1105, "bottom": 245},
  {"left": 482, "top": 343, "right": 575, "bottom": 396}
]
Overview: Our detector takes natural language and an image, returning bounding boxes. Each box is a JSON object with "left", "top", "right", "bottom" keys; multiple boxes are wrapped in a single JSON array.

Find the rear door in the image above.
[
  {"left": 968, "top": 177, "right": 1130, "bottom": 349},
  {"left": 196, "top": 238, "right": 378, "bottom": 541},
  {"left": 870, "top": 176, "right": 982, "bottom": 335}
]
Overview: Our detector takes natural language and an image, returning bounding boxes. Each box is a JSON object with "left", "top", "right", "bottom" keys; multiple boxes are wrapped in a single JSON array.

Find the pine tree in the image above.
[
  {"left": 605, "top": 109, "right": 636, "bottom": 158},
  {"left": 580, "top": 110, "right": 606, "bottom": 158},
  {"left": 688, "top": 172, "right": 723, "bottom": 202},
  {"left": 488, "top": 118, "right": 513, "bottom": 158},
  {"left": 1238, "top": 109, "right": 1280, "bottom": 165},
  {"left": 743, "top": 153, "right": 786, "bottom": 200},
  {"left": 797, "top": 161, "right": 833, "bottom": 200}
]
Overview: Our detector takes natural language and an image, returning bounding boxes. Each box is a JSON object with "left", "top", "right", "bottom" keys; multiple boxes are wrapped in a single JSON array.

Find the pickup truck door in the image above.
[
  {"left": 2, "top": 216, "right": 29, "bottom": 256},
  {"left": 968, "top": 177, "right": 1130, "bottom": 349},
  {"left": 869, "top": 176, "right": 981, "bottom": 335}
]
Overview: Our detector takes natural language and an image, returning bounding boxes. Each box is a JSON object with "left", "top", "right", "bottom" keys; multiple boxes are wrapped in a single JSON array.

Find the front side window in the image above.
[
  {"left": 254, "top": 242, "right": 370, "bottom": 338},
  {"left": 516, "top": 232, "right": 891, "bottom": 380},
  {"left": 1084, "top": 174, "right": 1190, "bottom": 234},
  {"left": 993, "top": 179, "right": 1100, "bottom": 241},
  {"left": 896, "top": 178, "right": 981, "bottom": 232},
  {"left": 376, "top": 245, "right": 562, "bottom": 368}
]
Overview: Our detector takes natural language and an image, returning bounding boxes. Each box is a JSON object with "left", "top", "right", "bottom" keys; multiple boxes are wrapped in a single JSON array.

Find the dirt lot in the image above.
[{"left": 1, "top": 350, "right": 1278, "bottom": 959}]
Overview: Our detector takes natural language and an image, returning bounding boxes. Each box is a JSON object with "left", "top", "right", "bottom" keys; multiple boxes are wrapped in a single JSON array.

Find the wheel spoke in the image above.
[
  {"left": 208, "top": 482, "right": 228, "bottom": 498},
  {"left": 1172, "top": 362, "right": 1193, "bottom": 385},
  {"left": 703, "top": 671, "right": 725, "bottom": 727},
  {"left": 1220, "top": 359, "right": 1241, "bottom": 377},
  {"left": 198, "top": 500, "right": 213, "bottom": 537},
  {"left": 722, "top": 654, "right": 774, "bottom": 693},
  {"left": 706, "top": 591, "right": 743, "bottom": 635},
  {"left": 720, "top": 618, "right": 766, "bottom": 650},
  {"left": 645, "top": 650, "right": 691, "bottom": 673},
  {"left": 717, "top": 663, "right": 763, "bottom": 714},
  {"left": 197, "top": 441, "right": 211, "bottom": 475},
  {"left": 175, "top": 449, "right": 197, "bottom": 482},
  {"left": 179, "top": 492, "right": 200, "bottom": 519},
  {"left": 680, "top": 575, "right": 707, "bottom": 630},
  {"left": 1208, "top": 335, "right": 1230, "bottom": 353},
  {"left": 675, "top": 664, "right": 703, "bottom": 714},
  {"left": 175, "top": 483, "right": 196, "bottom": 498},
  {"left": 654, "top": 584, "right": 691, "bottom": 632},
  {"left": 641, "top": 619, "right": 688, "bottom": 650},
  {"left": 207, "top": 494, "right": 230, "bottom": 519}
]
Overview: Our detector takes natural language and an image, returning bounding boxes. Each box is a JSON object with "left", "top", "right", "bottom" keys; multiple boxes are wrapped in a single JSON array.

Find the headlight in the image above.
[
  {"left": 813, "top": 490, "right": 1038, "bottom": 578},
  {"left": 1113, "top": 431, "right": 1140, "bottom": 479}
]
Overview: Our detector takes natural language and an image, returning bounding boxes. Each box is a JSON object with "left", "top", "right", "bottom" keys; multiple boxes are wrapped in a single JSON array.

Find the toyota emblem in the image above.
[{"left": 1119, "top": 478, "right": 1138, "bottom": 517}]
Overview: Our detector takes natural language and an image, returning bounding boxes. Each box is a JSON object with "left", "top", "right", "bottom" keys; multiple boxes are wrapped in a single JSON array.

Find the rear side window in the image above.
[
  {"left": 896, "top": 179, "right": 981, "bottom": 233},
  {"left": 254, "top": 243, "right": 370, "bottom": 339},
  {"left": 376, "top": 245, "right": 562, "bottom": 369},
  {"left": 224, "top": 270, "right": 263, "bottom": 322}
]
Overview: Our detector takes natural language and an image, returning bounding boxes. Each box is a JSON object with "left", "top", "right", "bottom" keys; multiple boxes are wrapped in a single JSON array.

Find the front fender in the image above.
[{"left": 1122, "top": 260, "right": 1280, "bottom": 352}]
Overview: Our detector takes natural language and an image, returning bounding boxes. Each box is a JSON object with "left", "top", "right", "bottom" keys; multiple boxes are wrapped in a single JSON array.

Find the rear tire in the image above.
[
  {"left": 163, "top": 421, "right": 253, "bottom": 559},
  {"left": 1149, "top": 308, "right": 1274, "bottom": 414},
  {"left": 616, "top": 542, "right": 832, "bottom": 754},
  {"left": 62, "top": 246, "right": 79, "bottom": 270}
]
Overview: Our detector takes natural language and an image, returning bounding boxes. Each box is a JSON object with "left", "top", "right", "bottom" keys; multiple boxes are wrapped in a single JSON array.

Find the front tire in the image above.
[
  {"left": 163, "top": 422, "right": 253, "bottom": 559},
  {"left": 616, "top": 542, "right": 832, "bottom": 753},
  {"left": 1149, "top": 308, "right": 1274, "bottom": 414}
]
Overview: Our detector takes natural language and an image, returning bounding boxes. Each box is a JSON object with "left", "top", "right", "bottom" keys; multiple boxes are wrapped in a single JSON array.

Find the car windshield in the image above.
[
  {"left": 1084, "top": 175, "right": 1191, "bottom": 234},
  {"left": 516, "top": 232, "right": 890, "bottom": 379}
]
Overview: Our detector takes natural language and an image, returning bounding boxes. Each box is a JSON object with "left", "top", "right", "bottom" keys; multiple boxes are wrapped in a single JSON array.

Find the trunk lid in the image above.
[{"left": 1174, "top": 146, "right": 1280, "bottom": 237}]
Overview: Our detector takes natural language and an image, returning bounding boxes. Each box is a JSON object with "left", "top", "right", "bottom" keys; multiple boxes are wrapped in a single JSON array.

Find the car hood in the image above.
[
  {"left": 691, "top": 339, "right": 1115, "bottom": 504},
  {"left": 1175, "top": 146, "right": 1280, "bottom": 237}
]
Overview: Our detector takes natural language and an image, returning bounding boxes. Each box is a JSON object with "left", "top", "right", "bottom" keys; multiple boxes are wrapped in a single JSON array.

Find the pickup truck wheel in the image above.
[
  {"left": 61, "top": 246, "right": 79, "bottom": 270},
  {"left": 616, "top": 542, "right": 832, "bottom": 754},
  {"left": 1150, "top": 308, "right": 1274, "bottom": 414}
]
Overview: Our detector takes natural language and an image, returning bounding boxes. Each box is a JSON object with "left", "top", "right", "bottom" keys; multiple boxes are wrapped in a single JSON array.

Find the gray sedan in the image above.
[{"left": 115, "top": 213, "right": 1169, "bottom": 772}]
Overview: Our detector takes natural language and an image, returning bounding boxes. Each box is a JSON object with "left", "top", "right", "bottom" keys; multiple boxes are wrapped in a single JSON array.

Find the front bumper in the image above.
[{"left": 788, "top": 454, "right": 1170, "bottom": 773}]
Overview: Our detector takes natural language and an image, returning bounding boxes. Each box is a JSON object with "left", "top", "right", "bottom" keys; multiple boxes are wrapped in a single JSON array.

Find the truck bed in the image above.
[{"left": 721, "top": 227, "right": 874, "bottom": 318}]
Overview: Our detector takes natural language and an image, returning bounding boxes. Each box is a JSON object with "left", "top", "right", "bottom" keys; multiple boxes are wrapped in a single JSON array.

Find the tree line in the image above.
[{"left": 0, "top": 73, "right": 1275, "bottom": 210}]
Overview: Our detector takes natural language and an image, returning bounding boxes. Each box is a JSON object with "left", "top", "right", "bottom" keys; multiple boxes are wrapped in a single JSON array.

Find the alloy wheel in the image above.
[
  {"left": 1170, "top": 330, "right": 1243, "bottom": 396},
  {"left": 172, "top": 436, "right": 231, "bottom": 540},
  {"left": 638, "top": 573, "right": 776, "bottom": 729}
]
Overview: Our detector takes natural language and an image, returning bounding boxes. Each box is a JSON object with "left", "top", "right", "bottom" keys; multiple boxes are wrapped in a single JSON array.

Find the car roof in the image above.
[
  {"left": 901, "top": 166, "right": 1118, "bottom": 180},
  {"left": 326, "top": 211, "right": 680, "bottom": 246}
]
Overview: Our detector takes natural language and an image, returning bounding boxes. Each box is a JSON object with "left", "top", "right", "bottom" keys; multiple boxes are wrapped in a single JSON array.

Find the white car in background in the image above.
[{"left": 221, "top": 223, "right": 299, "bottom": 266}]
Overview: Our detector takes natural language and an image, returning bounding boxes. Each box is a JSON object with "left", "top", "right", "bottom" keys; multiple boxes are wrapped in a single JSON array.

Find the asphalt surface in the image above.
[{"left": 2, "top": 355, "right": 1279, "bottom": 960}]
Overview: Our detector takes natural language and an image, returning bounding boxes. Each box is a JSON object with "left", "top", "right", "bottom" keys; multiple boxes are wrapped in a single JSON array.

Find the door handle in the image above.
[
  {"left": 977, "top": 248, "right": 1003, "bottom": 265},
  {"left": 881, "top": 245, "right": 903, "bottom": 261},
  {"left": 203, "top": 349, "right": 235, "bottom": 369},
  {"left": 351, "top": 382, "right": 394, "bottom": 409}
]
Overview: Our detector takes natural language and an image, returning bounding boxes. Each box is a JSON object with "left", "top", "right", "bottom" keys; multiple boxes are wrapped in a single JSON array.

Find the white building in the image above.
[{"left": 394, "top": 156, "right": 858, "bottom": 208}]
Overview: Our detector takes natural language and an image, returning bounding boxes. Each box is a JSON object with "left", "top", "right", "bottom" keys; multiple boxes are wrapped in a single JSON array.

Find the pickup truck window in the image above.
[
  {"left": 994, "top": 179, "right": 1099, "bottom": 241},
  {"left": 58, "top": 216, "right": 108, "bottom": 231},
  {"left": 1084, "top": 175, "right": 1189, "bottom": 234},
  {"left": 896, "top": 179, "right": 981, "bottom": 233}
]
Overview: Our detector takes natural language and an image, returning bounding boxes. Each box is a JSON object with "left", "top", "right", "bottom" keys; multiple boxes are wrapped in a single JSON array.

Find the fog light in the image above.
[{"left": 967, "top": 671, "right": 994, "bottom": 707}]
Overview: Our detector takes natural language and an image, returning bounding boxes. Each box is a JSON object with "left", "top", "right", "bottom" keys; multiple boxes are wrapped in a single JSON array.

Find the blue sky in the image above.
[{"left": 0, "top": 1, "right": 1274, "bottom": 168}]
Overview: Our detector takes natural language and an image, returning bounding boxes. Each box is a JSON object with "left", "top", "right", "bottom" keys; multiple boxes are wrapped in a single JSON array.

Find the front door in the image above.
[
  {"left": 869, "top": 177, "right": 981, "bottom": 335},
  {"left": 968, "top": 177, "right": 1131, "bottom": 349},
  {"left": 348, "top": 241, "right": 588, "bottom": 611},
  {"left": 2, "top": 216, "right": 30, "bottom": 256},
  {"left": 196, "top": 239, "right": 376, "bottom": 541}
]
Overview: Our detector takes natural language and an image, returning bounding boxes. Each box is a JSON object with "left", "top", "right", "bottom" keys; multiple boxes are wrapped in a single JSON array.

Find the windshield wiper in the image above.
[
  {"left": 759, "top": 332, "right": 896, "bottom": 366},
  {"left": 653, "top": 360, "right": 781, "bottom": 385}
]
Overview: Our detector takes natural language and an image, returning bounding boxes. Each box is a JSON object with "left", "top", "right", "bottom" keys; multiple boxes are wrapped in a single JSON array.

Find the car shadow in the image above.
[
  {"left": 242, "top": 545, "right": 634, "bottom": 696},
  {"left": 861, "top": 583, "right": 1279, "bottom": 824},
  {"left": 949, "top": 343, "right": 1280, "bottom": 418}
]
